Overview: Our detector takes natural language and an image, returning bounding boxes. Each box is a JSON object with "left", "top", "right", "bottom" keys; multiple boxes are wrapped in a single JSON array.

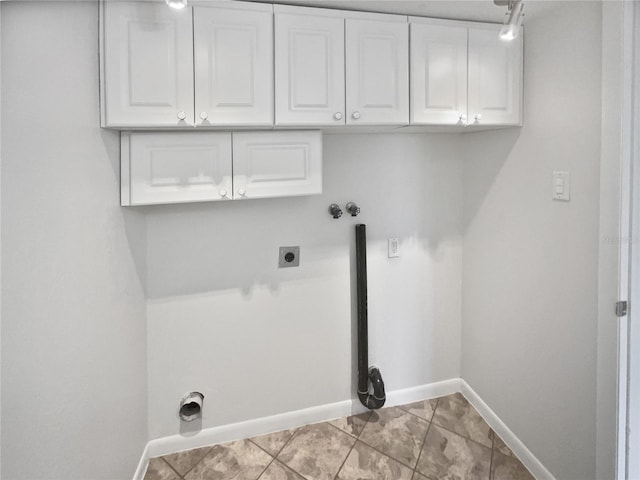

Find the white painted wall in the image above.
[
  {"left": 146, "top": 133, "right": 463, "bottom": 439},
  {"left": 1, "top": 3, "right": 148, "bottom": 479},
  {"left": 461, "top": 2, "right": 602, "bottom": 479}
]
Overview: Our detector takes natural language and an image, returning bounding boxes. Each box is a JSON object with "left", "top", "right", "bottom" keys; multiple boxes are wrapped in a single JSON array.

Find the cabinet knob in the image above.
[
  {"left": 334, "top": 112, "right": 343, "bottom": 121},
  {"left": 238, "top": 189, "right": 246, "bottom": 196},
  {"left": 474, "top": 114, "right": 482, "bottom": 123},
  {"left": 352, "top": 111, "right": 361, "bottom": 120},
  {"left": 199, "top": 112, "right": 208, "bottom": 120},
  {"left": 177, "top": 111, "right": 187, "bottom": 121},
  {"left": 219, "top": 189, "right": 227, "bottom": 197}
]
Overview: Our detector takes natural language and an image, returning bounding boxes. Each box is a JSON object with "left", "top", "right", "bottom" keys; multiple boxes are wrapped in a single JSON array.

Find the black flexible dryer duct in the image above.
[{"left": 355, "top": 224, "right": 386, "bottom": 409}]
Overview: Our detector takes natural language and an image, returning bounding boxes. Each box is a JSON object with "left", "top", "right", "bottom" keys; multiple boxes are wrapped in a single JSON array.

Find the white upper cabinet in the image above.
[
  {"left": 410, "top": 22, "right": 467, "bottom": 125},
  {"left": 410, "top": 18, "right": 523, "bottom": 127},
  {"left": 468, "top": 25, "right": 523, "bottom": 126},
  {"left": 193, "top": 4, "right": 274, "bottom": 126},
  {"left": 101, "top": 2, "right": 523, "bottom": 130},
  {"left": 275, "top": 12, "right": 345, "bottom": 126},
  {"left": 345, "top": 19, "right": 409, "bottom": 125},
  {"left": 274, "top": 7, "right": 409, "bottom": 127},
  {"left": 101, "top": 2, "right": 194, "bottom": 128}
]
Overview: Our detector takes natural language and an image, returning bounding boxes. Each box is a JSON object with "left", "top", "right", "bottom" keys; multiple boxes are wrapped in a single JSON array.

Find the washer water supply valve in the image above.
[
  {"left": 329, "top": 204, "right": 343, "bottom": 219},
  {"left": 179, "top": 392, "right": 204, "bottom": 421},
  {"left": 346, "top": 202, "right": 361, "bottom": 217}
]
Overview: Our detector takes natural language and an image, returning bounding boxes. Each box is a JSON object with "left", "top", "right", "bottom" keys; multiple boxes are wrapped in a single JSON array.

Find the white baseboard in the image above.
[
  {"left": 385, "top": 378, "right": 462, "bottom": 406},
  {"left": 144, "top": 378, "right": 461, "bottom": 460},
  {"left": 132, "top": 443, "right": 149, "bottom": 480},
  {"left": 460, "top": 380, "right": 556, "bottom": 480},
  {"left": 146, "top": 397, "right": 365, "bottom": 459},
  {"left": 134, "top": 378, "right": 552, "bottom": 480}
]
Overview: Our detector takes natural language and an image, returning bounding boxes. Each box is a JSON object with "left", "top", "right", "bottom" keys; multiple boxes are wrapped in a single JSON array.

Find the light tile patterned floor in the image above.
[{"left": 144, "top": 393, "right": 535, "bottom": 480}]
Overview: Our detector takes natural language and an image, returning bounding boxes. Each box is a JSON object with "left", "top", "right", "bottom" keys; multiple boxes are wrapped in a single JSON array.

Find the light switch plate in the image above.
[
  {"left": 553, "top": 171, "right": 571, "bottom": 201},
  {"left": 388, "top": 238, "right": 399, "bottom": 258}
]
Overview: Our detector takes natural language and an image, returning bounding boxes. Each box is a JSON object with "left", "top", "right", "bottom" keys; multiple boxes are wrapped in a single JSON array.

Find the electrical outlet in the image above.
[
  {"left": 388, "top": 238, "right": 399, "bottom": 258},
  {"left": 278, "top": 246, "right": 300, "bottom": 268}
]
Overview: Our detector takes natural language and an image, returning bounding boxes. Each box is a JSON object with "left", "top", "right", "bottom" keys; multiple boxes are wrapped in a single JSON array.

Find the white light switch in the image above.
[
  {"left": 388, "top": 238, "right": 399, "bottom": 258},
  {"left": 553, "top": 171, "right": 571, "bottom": 201}
]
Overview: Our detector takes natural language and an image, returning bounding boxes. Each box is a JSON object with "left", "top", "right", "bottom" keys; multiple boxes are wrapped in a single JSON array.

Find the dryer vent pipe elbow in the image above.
[{"left": 358, "top": 366, "right": 386, "bottom": 409}]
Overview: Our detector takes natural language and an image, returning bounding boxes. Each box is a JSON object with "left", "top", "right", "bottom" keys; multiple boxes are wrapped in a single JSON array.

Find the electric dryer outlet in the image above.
[{"left": 278, "top": 246, "right": 300, "bottom": 268}]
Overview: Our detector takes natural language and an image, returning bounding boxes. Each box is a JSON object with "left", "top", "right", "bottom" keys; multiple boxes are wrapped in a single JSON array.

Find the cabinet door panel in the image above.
[
  {"left": 102, "top": 2, "right": 194, "bottom": 127},
  {"left": 468, "top": 26, "right": 523, "bottom": 126},
  {"left": 410, "top": 23, "right": 467, "bottom": 125},
  {"left": 194, "top": 6, "right": 273, "bottom": 126},
  {"left": 123, "top": 132, "right": 232, "bottom": 205},
  {"left": 232, "top": 131, "right": 322, "bottom": 199},
  {"left": 275, "top": 14, "right": 345, "bottom": 126},
  {"left": 346, "top": 19, "right": 409, "bottom": 125}
]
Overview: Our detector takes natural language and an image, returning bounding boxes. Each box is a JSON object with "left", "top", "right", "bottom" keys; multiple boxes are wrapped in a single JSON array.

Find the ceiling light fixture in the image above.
[
  {"left": 166, "top": 0, "right": 187, "bottom": 9},
  {"left": 495, "top": 0, "right": 524, "bottom": 41}
]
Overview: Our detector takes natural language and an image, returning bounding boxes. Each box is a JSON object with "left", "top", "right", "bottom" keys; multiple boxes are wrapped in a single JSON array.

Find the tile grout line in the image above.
[
  {"left": 358, "top": 411, "right": 373, "bottom": 439},
  {"left": 280, "top": 461, "right": 310, "bottom": 480},
  {"left": 249, "top": 439, "right": 277, "bottom": 480},
  {"left": 175, "top": 446, "right": 213, "bottom": 479},
  {"left": 159, "top": 457, "right": 183, "bottom": 480},
  {"left": 355, "top": 411, "right": 428, "bottom": 471},
  {"left": 165, "top": 396, "right": 476, "bottom": 480},
  {"left": 435, "top": 394, "right": 496, "bottom": 448},
  {"left": 255, "top": 429, "right": 300, "bottom": 480},
  {"left": 396, "top": 403, "right": 439, "bottom": 423},
  {"left": 358, "top": 435, "right": 419, "bottom": 471},
  {"left": 326, "top": 419, "right": 365, "bottom": 440},
  {"left": 248, "top": 438, "right": 274, "bottom": 458},
  {"left": 489, "top": 430, "right": 496, "bottom": 480},
  {"left": 411, "top": 398, "right": 439, "bottom": 478},
  {"left": 430, "top": 420, "right": 493, "bottom": 451},
  {"left": 331, "top": 436, "right": 358, "bottom": 480},
  {"left": 326, "top": 421, "right": 357, "bottom": 438},
  {"left": 330, "top": 409, "right": 373, "bottom": 480}
]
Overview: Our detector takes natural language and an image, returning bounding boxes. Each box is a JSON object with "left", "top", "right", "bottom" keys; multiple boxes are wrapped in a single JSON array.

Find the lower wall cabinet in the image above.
[{"left": 121, "top": 131, "right": 322, "bottom": 206}]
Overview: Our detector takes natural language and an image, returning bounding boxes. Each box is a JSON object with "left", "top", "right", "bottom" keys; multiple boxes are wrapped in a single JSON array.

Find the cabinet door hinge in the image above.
[{"left": 616, "top": 301, "right": 628, "bottom": 317}]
